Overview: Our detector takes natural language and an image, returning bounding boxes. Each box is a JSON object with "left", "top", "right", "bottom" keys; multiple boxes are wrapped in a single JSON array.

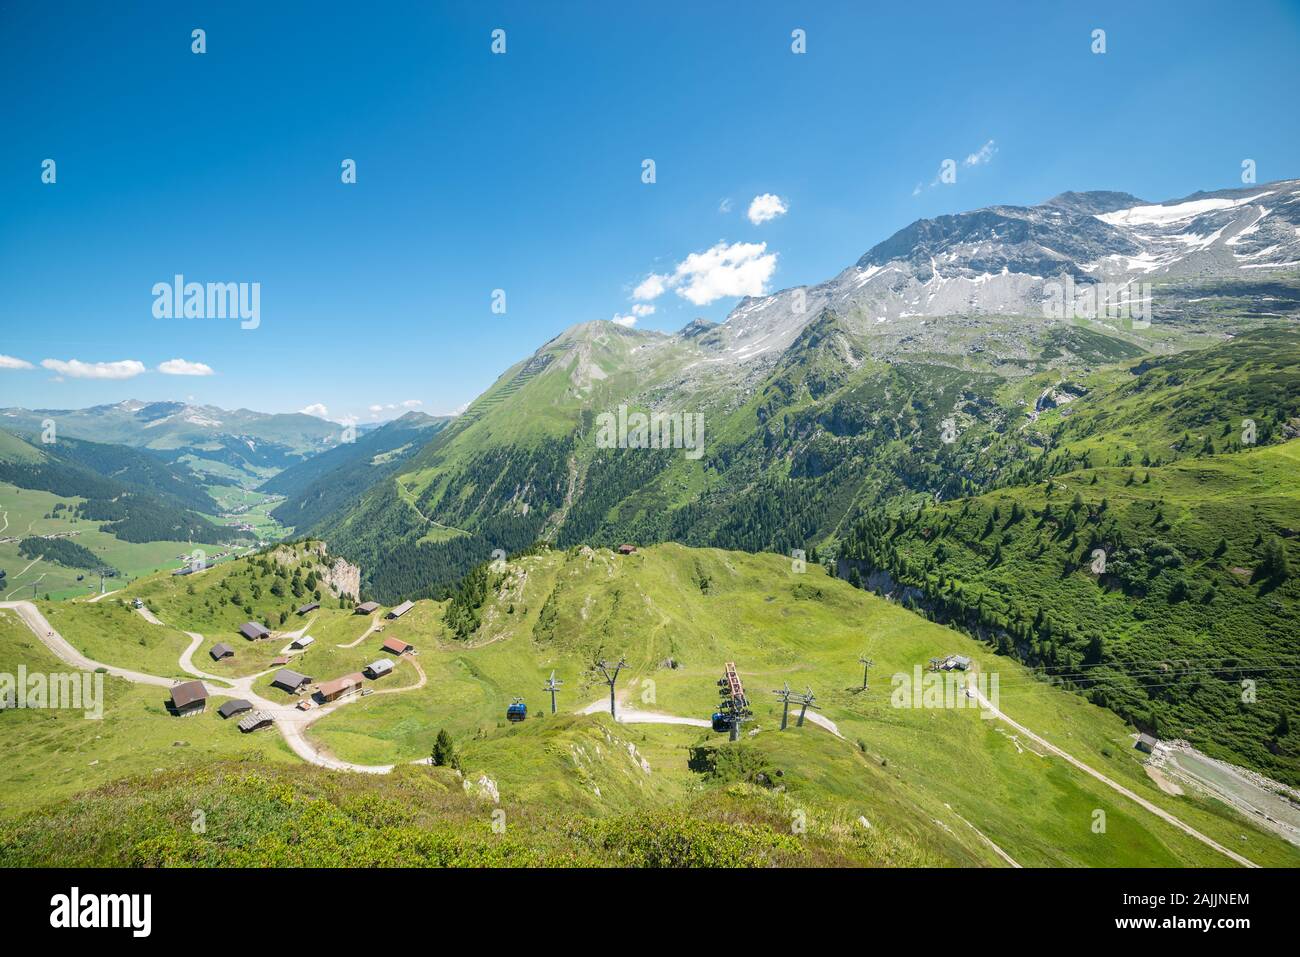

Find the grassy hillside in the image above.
[
  {"left": 6, "top": 544, "right": 1300, "bottom": 865},
  {"left": 267, "top": 544, "right": 1300, "bottom": 866},
  {"left": 840, "top": 440, "right": 1300, "bottom": 783},
  {"left": 131, "top": 539, "right": 358, "bottom": 636},
  {"left": 0, "top": 481, "right": 248, "bottom": 601},
  {"left": 0, "top": 757, "right": 950, "bottom": 867},
  {"left": 0, "top": 607, "right": 293, "bottom": 817}
]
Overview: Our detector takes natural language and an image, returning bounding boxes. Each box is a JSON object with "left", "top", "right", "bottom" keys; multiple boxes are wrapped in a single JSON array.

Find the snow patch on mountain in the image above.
[
  {"left": 686, "top": 179, "right": 1300, "bottom": 366},
  {"left": 1096, "top": 192, "right": 1271, "bottom": 227}
]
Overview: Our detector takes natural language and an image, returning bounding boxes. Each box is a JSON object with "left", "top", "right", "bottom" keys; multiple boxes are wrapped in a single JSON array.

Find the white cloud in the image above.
[
  {"left": 718, "top": 198, "right": 733, "bottom": 214},
  {"left": 367, "top": 399, "right": 426, "bottom": 418},
  {"left": 915, "top": 139, "right": 997, "bottom": 195},
  {"left": 610, "top": 313, "right": 638, "bottom": 327},
  {"left": 0, "top": 354, "right": 34, "bottom": 370},
  {"left": 626, "top": 241, "right": 779, "bottom": 310},
  {"left": 158, "top": 358, "right": 214, "bottom": 376},
  {"left": 747, "top": 193, "right": 789, "bottom": 225},
  {"left": 633, "top": 273, "right": 668, "bottom": 301},
  {"left": 964, "top": 139, "right": 997, "bottom": 166},
  {"left": 670, "top": 241, "right": 778, "bottom": 305},
  {"left": 41, "top": 358, "right": 146, "bottom": 380},
  {"left": 299, "top": 403, "right": 330, "bottom": 419}
]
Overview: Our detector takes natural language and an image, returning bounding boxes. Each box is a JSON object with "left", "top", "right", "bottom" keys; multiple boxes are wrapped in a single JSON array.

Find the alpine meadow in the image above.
[{"left": 1, "top": 1, "right": 1298, "bottom": 935}]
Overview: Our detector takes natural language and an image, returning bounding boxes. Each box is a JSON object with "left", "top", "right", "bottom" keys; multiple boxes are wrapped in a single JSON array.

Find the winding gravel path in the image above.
[{"left": 2, "top": 599, "right": 400, "bottom": 774}]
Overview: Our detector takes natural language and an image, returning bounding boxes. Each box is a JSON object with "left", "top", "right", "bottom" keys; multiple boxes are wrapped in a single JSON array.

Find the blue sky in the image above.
[{"left": 2, "top": 0, "right": 1298, "bottom": 422}]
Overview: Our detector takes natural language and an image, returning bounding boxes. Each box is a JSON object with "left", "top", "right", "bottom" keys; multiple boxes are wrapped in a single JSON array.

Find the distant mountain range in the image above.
[{"left": 0, "top": 399, "right": 347, "bottom": 486}]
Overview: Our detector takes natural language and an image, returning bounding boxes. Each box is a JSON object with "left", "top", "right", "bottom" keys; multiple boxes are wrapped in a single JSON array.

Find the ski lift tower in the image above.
[
  {"left": 594, "top": 657, "right": 626, "bottom": 721},
  {"left": 543, "top": 670, "right": 563, "bottom": 714},
  {"left": 719, "top": 661, "right": 752, "bottom": 742},
  {"left": 793, "top": 687, "right": 818, "bottom": 727},
  {"left": 772, "top": 682, "right": 819, "bottom": 730},
  {"left": 772, "top": 682, "right": 793, "bottom": 730},
  {"left": 858, "top": 654, "right": 874, "bottom": 691}
]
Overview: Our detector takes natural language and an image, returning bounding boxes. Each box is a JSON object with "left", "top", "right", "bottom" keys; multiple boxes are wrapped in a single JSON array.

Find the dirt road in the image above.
[
  {"left": 4, "top": 599, "right": 400, "bottom": 774},
  {"left": 969, "top": 682, "right": 1257, "bottom": 868},
  {"left": 1, "top": 600, "right": 174, "bottom": 688}
]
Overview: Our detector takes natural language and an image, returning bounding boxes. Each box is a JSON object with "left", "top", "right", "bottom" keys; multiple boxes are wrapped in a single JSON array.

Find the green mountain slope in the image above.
[
  {"left": 839, "top": 440, "right": 1300, "bottom": 783},
  {"left": 0, "top": 428, "right": 244, "bottom": 548},
  {"left": 263, "top": 411, "right": 451, "bottom": 529},
  {"left": 314, "top": 322, "right": 706, "bottom": 600},
  {"left": 4, "top": 542, "right": 1298, "bottom": 867},
  {"left": 316, "top": 313, "right": 1172, "bottom": 602}
]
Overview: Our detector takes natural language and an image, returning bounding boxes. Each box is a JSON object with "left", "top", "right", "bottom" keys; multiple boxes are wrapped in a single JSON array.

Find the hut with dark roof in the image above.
[
  {"left": 217, "top": 698, "right": 253, "bottom": 719},
  {"left": 364, "top": 659, "right": 394, "bottom": 679},
  {"left": 169, "top": 680, "right": 208, "bottom": 716},
  {"left": 271, "top": 669, "right": 311, "bottom": 693}
]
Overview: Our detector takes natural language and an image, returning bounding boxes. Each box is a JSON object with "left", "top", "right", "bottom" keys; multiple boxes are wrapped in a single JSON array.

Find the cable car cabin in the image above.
[
  {"left": 506, "top": 701, "right": 528, "bottom": 722},
  {"left": 711, "top": 712, "right": 733, "bottom": 733}
]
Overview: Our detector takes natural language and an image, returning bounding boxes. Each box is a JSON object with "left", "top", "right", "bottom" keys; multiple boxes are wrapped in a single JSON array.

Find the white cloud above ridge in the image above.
[
  {"left": 672, "top": 241, "right": 778, "bottom": 305},
  {"left": 158, "top": 358, "right": 214, "bottom": 376},
  {"left": 631, "top": 240, "right": 778, "bottom": 308},
  {"left": 41, "top": 358, "right": 146, "bottom": 380},
  {"left": 747, "top": 193, "right": 788, "bottom": 225},
  {"left": 367, "top": 399, "right": 424, "bottom": 416},
  {"left": 916, "top": 139, "right": 998, "bottom": 195},
  {"left": 633, "top": 273, "right": 668, "bottom": 301},
  {"left": 964, "top": 139, "right": 997, "bottom": 166}
]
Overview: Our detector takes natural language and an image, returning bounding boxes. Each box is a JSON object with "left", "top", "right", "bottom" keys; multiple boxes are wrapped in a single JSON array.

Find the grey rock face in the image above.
[{"left": 695, "top": 180, "right": 1300, "bottom": 365}]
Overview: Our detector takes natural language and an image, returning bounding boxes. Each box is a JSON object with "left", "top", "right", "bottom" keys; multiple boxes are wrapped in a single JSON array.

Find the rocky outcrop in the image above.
[{"left": 325, "top": 555, "right": 361, "bottom": 600}]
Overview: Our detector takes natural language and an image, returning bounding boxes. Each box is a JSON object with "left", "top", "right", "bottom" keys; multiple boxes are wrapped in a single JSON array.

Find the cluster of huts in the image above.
[
  {"left": 266, "top": 635, "right": 415, "bottom": 705},
  {"left": 168, "top": 682, "right": 270, "bottom": 734},
  {"left": 167, "top": 602, "right": 417, "bottom": 730}
]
